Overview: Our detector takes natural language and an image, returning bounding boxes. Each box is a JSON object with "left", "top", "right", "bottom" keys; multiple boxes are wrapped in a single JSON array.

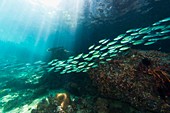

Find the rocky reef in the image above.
[
  {"left": 31, "top": 49, "right": 170, "bottom": 113},
  {"left": 31, "top": 91, "right": 147, "bottom": 113},
  {"left": 89, "top": 49, "right": 170, "bottom": 113}
]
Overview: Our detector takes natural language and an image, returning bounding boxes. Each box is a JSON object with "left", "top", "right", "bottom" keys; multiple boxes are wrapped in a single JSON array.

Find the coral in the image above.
[
  {"left": 31, "top": 92, "right": 74, "bottom": 113},
  {"left": 88, "top": 49, "right": 170, "bottom": 113},
  {"left": 56, "top": 92, "right": 71, "bottom": 110},
  {"left": 31, "top": 93, "right": 149, "bottom": 113}
]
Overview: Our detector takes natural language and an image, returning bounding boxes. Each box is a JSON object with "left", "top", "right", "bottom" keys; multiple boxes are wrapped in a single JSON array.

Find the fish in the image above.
[
  {"left": 88, "top": 45, "right": 95, "bottom": 50},
  {"left": 138, "top": 27, "right": 151, "bottom": 34},
  {"left": 132, "top": 40, "right": 144, "bottom": 45},
  {"left": 160, "top": 36, "right": 170, "bottom": 40},
  {"left": 144, "top": 41, "right": 156, "bottom": 45},
  {"left": 100, "top": 46, "right": 108, "bottom": 51},
  {"left": 160, "top": 30, "right": 170, "bottom": 34},
  {"left": 121, "top": 36, "right": 134, "bottom": 44},
  {"left": 101, "top": 52, "right": 108, "bottom": 57},
  {"left": 113, "top": 44, "right": 123, "bottom": 49},
  {"left": 94, "top": 45, "right": 101, "bottom": 50},
  {"left": 89, "top": 50, "right": 95, "bottom": 54},
  {"left": 74, "top": 53, "right": 83, "bottom": 60},
  {"left": 77, "top": 65, "right": 85, "bottom": 69},
  {"left": 152, "top": 21, "right": 161, "bottom": 26},
  {"left": 34, "top": 61, "right": 44, "bottom": 65},
  {"left": 130, "top": 32, "right": 139, "bottom": 36},
  {"left": 159, "top": 17, "right": 170, "bottom": 23},
  {"left": 91, "top": 65, "right": 98, "bottom": 68},
  {"left": 110, "top": 53, "right": 117, "bottom": 57},
  {"left": 114, "top": 34, "right": 125, "bottom": 41},
  {"left": 70, "top": 61, "right": 79, "bottom": 64},
  {"left": 54, "top": 69, "right": 60, "bottom": 72},
  {"left": 82, "top": 54, "right": 89, "bottom": 58},
  {"left": 26, "top": 63, "right": 31, "bottom": 66},
  {"left": 102, "top": 39, "right": 110, "bottom": 44},
  {"left": 68, "top": 56, "right": 74, "bottom": 59},
  {"left": 67, "top": 59, "right": 74, "bottom": 63},
  {"left": 106, "top": 58, "right": 112, "bottom": 61},
  {"left": 151, "top": 25, "right": 165, "bottom": 31},
  {"left": 165, "top": 25, "right": 170, "bottom": 29},
  {"left": 99, "top": 39, "right": 106, "bottom": 43},
  {"left": 93, "top": 51, "right": 100, "bottom": 55},
  {"left": 119, "top": 46, "right": 130, "bottom": 51},
  {"left": 88, "top": 62, "right": 95, "bottom": 66},
  {"left": 43, "top": 17, "right": 170, "bottom": 75},
  {"left": 65, "top": 65, "right": 72, "bottom": 68},
  {"left": 126, "top": 28, "right": 141, "bottom": 33},
  {"left": 108, "top": 49, "right": 117, "bottom": 54},
  {"left": 84, "top": 57, "right": 93, "bottom": 61},
  {"left": 47, "top": 67, "right": 55, "bottom": 72},
  {"left": 143, "top": 35, "right": 157, "bottom": 39},
  {"left": 107, "top": 41, "right": 117, "bottom": 46},
  {"left": 92, "top": 54, "right": 100, "bottom": 58},
  {"left": 60, "top": 71, "right": 65, "bottom": 74},
  {"left": 108, "top": 46, "right": 116, "bottom": 50},
  {"left": 148, "top": 38, "right": 160, "bottom": 42},
  {"left": 78, "top": 62, "right": 87, "bottom": 66},
  {"left": 82, "top": 69, "right": 88, "bottom": 72},
  {"left": 99, "top": 56, "right": 105, "bottom": 60},
  {"left": 51, "top": 62, "right": 58, "bottom": 66}
]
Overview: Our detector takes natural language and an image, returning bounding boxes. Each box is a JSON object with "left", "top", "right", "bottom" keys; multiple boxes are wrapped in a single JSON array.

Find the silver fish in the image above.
[
  {"left": 119, "top": 46, "right": 130, "bottom": 51},
  {"left": 107, "top": 41, "right": 117, "bottom": 46},
  {"left": 132, "top": 40, "right": 144, "bottom": 45},
  {"left": 102, "top": 39, "right": 110, "bottom": 44},
  {"left": 88, "top": 45, "right": 95, "bottom": 50},
  {"left": 100, "top": 46, "right": 108, "bottom": 51},
  {"left": 99, "top": 39, "right": 106, "bottom": 43},
  {"left": 94, "top": 45, "right": 101, "bottom": 50},
  {"left": 159, "top": 17, "right": 170, "bottom": 23},
  {"left": 114, "top": 34, "right": 125, "bottom": 41},
  {"left": 144, "top": 41, "right": 156, "bottom": 45}
]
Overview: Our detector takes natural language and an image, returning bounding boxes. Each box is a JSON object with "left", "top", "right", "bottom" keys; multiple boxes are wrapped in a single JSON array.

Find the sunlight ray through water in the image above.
[{"left": 0, "top": 0, "right": 85, "bottom": 60}]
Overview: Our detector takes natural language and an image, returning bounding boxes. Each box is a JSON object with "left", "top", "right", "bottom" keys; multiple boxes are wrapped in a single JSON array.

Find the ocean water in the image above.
[{"left": 0, "top": 0, "right": 170, "bottom": 113}]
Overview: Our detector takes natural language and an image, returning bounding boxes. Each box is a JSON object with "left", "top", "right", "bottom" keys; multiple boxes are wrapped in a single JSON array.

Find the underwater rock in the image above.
[{"left": 88, "top": 49, "right": 170, "bottom": 113}]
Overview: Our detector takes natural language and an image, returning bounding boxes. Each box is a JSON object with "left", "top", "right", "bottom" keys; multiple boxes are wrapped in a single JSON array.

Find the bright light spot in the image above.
[{"left": 39, "top": 0, "right": 60, "bottom": 8}]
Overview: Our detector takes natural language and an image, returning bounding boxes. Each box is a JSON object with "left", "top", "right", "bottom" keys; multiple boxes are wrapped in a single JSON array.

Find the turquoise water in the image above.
[{"left": 0, "top": 0, "right": 170, "bottom": 113}]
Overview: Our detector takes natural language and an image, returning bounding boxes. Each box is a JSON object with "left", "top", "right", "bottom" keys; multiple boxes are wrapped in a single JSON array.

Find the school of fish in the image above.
[{"left": 1, "top": 17, "right": 170, "bottom": 75}]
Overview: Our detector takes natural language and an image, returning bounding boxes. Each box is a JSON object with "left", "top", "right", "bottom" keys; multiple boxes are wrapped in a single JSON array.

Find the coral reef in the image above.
[
  {"left": 31, "top": 92, "right": 73, "bottom": 113},
  {"left": 31, "top": 93, "right": 144, "bottom": 113},
  {"left": 88, "top": 49, "right": 170, "bottom": 113}
]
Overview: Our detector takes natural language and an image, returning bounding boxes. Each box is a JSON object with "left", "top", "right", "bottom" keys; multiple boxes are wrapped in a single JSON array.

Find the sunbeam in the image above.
[{"left": 0, "top": 0, "right": 85, "bottom": 60}]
